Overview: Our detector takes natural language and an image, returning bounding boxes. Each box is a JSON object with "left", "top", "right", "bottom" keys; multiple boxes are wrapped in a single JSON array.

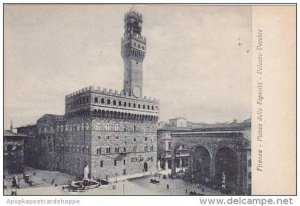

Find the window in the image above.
[
  {"left": 142, "top": 46, "right": 144, "bottom": 50},
  {"left": 107, "top": 99, "right": 111, "bottom": 104},
  {"left": 138, "top": 104, "right": 141, "bottom": 108},
  {"left": 113, "top": 100, "right": 116, "bottom": 105},
  {"left": 106, "top": 147, "right": 111, "bottom": 154},
  {"left": 123, "top": 160, "right": 126, "bottom": 165},
  {"left": 101, "top": 98, "right": 105, "bottom": 103},
  {"left": 150, "top": 146, "right": 154, "bottom": 151},
  {"left": 119, "top": 101, "right": 122, "bottom": 106},
  {"left": 145, "top": 137, "right": 147, "bottom": 141},
  {"left": 134, "top": 138, "right": 136, "bottom": 142},
  {"left": 143, "top": 105, "right": 145, "bottom": 109},
  {"left": 248, "top": 159, "right": 251, "bottom": 167},
  {"left": 123, "top": 147, "right": 126, "bottom": 153},
  {"left": 151, "top": 106, "right": 154, "bottom": 110},
  {"left": 138, "top": 44, "right": 140, "bottom": 48},
  {"left": 133, "top": 146, "right": 137, "bottom": 153},
  {"left": 147, "top": 105, "right": 150, "bottom": 110},
  {"left": 105, "top": 123, "right": 110, "bottom": 131},
  {"left": 115, "top": 147, "right": 119, "bottom": 153},
  {"left": 128, "top": 102, "right": 131, "bottom": 107},
  {"left": 100, "top": 160, "right": 103, "bottom": 167},
  {"left": 114, "top": 160, "right": 117, "bottom": 166},
  {"left": 133, "top": 103, "right": 136, "bottom": 108},
  {"left": 123, "top": 169, "right": 126, "bottom": 175},
  {"left": 248, "top": 172, "right": 252, "bottom": 180},
  {"left": 97, "top": 147, "right": 101, "bottom": 155},
  {"left": 107, "top": 136, "right": 110, "bottom": 139},
  {"left": 95, "top": 97, "right": 98, "bottom": 103},
  {"left": 124, "top": 102, "right": 127, "bottom": 107},
  {"left": 144, "top": 145, "right": 148, "bottom": 152}
]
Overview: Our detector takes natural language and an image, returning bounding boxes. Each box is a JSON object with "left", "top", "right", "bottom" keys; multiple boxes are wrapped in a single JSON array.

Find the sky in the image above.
[{"left": 4, "top": 5, "right": 252, "bottom": 129}]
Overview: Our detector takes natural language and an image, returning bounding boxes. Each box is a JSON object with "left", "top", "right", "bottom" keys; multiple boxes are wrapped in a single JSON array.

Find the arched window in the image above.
[
  {"left": 106, "top": 146, "right": 111, "bottom": 154},
  {"left": 128, "top": 102, "right": 131, "bottom": 107},
  {"left": 105, "top": 123, "right": 110, "bottom": 131},
  {"left": 133, "top": 103, "right": 136, "bottom": 108},
  {"left": 124, "top": 102, "right": 127, "bottom": 107},
  {"left": 95, "top": 97, "right": 98, "bottom": 103},
  {"left": 143, "top": 105, "right": 145, "bottom": 109},
  {"left": 115, "top": 147, "right": 119, "bottom": 153},
  {"left": 151, "top": 106, "right": 154, "bottom": 110},
  {"left": 138, "top": 104, "right": 141, "bottom": 108},
  {"left": 119, "top": 101, "right": 122, "bottom": 106},
  {"left": 97, "top": 147, "right": 101, "bottom": 155},
  {"left": 113, "top": 100, "right": 116, "bottom": 105},
  {"left": 107, "top": 99, "right": 111, "bottom": 104},
  {"left": 147, "top": 105, "right": 150, "bottom": 110},
  {"left": 101, "top": 98, "right": 105, "bottom": 103}
]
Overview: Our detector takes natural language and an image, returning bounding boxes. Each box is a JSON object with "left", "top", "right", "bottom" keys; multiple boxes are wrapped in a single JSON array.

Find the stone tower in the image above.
[{"left": 121, "top": 9, "right": 146, "bottom": 98}]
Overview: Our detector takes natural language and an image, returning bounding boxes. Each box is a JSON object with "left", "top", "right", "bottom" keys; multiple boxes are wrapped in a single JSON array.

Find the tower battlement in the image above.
[
  {"left": 66, "top": 86, "right": 158, "bottom": 102},
  {"left": 65, "top": 85, "right": 159, "bottom": 118},
  {"left": 124, "top": 9, "right": 143, "bottom": 22}
]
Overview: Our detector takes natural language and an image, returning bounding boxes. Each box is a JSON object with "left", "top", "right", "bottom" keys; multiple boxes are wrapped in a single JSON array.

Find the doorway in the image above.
[{"left": 144, "top": 162, "right": 148, "bottom": 172}]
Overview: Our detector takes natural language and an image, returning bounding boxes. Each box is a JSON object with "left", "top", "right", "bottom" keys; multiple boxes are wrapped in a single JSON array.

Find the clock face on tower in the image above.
[{"left": 132, "top": 87, "right": 141, "bottom": 98}]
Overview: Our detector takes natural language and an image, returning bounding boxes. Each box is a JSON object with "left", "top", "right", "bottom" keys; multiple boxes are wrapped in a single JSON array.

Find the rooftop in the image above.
[{"left": 4, "top": 130, "right": 27, "bottom": 137}]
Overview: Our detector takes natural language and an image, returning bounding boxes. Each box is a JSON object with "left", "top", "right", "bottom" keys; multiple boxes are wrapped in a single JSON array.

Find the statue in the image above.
[
  {"left": 84, "top": 165, "right": 89, "bottom": 180},
  {"left": 157, "top": 160, "right": 161, "bottom": 170}
]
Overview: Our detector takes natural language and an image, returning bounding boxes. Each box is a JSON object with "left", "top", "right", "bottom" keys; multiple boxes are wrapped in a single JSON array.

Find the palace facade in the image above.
[{"left": 17, "top": 9, "right": 160, "bottom": 180}]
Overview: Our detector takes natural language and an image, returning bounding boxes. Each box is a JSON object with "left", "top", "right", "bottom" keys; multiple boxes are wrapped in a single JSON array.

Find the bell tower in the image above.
[{"left": 121, "top": 9, "right": 146, "bottom": 98}]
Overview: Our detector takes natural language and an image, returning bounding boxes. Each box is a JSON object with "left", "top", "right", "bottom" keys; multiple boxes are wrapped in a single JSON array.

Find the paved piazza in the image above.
[{"left": 4, "top": 168, "right": 223, "bottom": 196}]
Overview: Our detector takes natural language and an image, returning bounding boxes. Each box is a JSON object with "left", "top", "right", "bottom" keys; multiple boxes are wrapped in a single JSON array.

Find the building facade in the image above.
[
  {"left": 4, "top": 130, "right": 27, "bottom": 175},
  {"left": 17, "top": 9, "right": 159, "bottom": 180},
  {"left": 157, "top": 119, "right": 251, "bottom": 195}
]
